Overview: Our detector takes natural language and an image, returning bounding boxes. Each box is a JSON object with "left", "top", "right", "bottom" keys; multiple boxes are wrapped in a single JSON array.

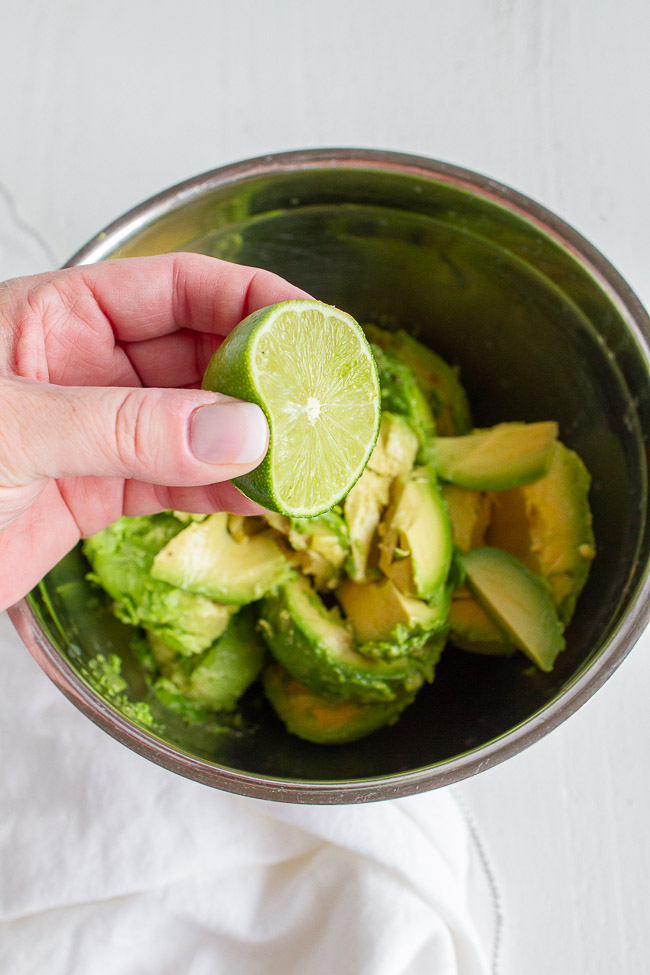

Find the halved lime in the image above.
[{"left": 202, "top": 300, "right": 381, "bottom": 518}]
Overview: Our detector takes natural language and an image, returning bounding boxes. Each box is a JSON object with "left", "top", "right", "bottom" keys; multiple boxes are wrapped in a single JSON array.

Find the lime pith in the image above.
[{"left": 202, "top": 300, "right": 381, "bottom": 518}]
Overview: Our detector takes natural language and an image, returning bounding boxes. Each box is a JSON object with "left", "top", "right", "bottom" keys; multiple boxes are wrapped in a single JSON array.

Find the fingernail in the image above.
[{"left": 190, "top": 402, "right": 268, "bottom": 465}]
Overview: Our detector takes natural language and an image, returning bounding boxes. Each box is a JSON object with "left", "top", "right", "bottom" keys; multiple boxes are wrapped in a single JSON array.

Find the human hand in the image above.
[{"left": 0, "top": 253, "right": 309, "bottom": 610}]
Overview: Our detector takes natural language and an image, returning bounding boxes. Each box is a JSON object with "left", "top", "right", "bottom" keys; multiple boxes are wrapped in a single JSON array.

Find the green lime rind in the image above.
[{"left": 202, "top": 300, "right": 381, "bottom": 518}]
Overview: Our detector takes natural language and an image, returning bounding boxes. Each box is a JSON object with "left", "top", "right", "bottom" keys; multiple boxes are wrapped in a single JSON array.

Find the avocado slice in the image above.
[
  {"left": 367, "top": 412, "right": 419, "bottom": 478},
  {"left": 370, "top": 343, "right": 436, "bottom": 459},
  {"left": 343, "top": 467, "right": 391, "bottom": 582},
  {"left": 460, "top": 547, "right": 565, "bottom": 671},
  {"left": 265, "top": 508, "right": 350, "bottom": 591},
  {"left": 486, "top": 442, "right": 595, "bottom": 624},
  {"left": 433, "top": 422, "right": 558, "bottom": 491},
  {"left": 447, "top": 593, "right": 516, "bottom": 657},
  {"left": 83, "top": 514, "right": 231, "bottom": 656},
  {"left": 287, "top": 509, "right": 349, "bottom": 565},
  {"left": 440, "top": 484, "right": 499, "bottom": 654},
  {"left": 336, "top": 577, "right": 450, "bottom": 659},
  {"left": 441, "top": 485, "right": 491, "bottom": 553},
  {"left": 263, "top": 664, "right": 415, "bottom": 744},
  {"left": 364, "top": 324, "right": 472, "bottom": 436},
  {"left": 377, "top": 467, "right": 452, "bottom": 601},
  {"left": 259, "top": 576, "right": 425, "bottom": 701},
  {"left": 148, "top": 606, "right": 266, "bottom": 713},
  {"left": 151, "top": 513, "right": 293, "bottom": 605}
]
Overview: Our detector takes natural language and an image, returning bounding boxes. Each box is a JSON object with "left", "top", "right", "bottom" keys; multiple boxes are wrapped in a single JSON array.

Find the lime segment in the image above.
[{"left": 202, "top": 300, "right": 381, "bottom": 518}]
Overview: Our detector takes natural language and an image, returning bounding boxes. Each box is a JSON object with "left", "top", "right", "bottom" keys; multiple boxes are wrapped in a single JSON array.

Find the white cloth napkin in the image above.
[{"left": 0, "top": 194, "right": 497, "bottom": 975}]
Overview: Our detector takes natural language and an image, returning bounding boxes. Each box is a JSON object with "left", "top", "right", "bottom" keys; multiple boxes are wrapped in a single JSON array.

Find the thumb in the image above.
[{"left": 0, "top": 378, "right": 269, "bottom": 487}]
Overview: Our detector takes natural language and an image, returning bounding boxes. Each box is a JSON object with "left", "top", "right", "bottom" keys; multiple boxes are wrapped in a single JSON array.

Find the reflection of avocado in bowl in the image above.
[
  {"left": 79, "top": 325, "right": 595, "bottom": 745},
  {"left": 13, "top": 151, "right": 650, "bottom": 802}
]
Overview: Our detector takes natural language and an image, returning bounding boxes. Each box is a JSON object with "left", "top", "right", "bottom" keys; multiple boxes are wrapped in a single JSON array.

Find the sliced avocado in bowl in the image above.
[
  {"left": 440, "top": 484, "right": 491, "bottom": 554},
  {"left": 146, "top": 606, "right": 266, "bottom": 716},
  {"left": 150, "top": 512, "right": 294, "bottom": 605},
  {"left": 363, "top": 324, "right": 472, "bottom": 436},
  {"left": 433, "top": 421, "right": 559, "bottom": 491},
  {"left": 343, "top": 467, "right": 391, "bottom": 583},
  {"left": 377, "top": 466, "right": 453, "bottom": 601},
  {"left": 259, "top": 576, "right": 426, "bottom": 701},
  {"left": 263, "top": 664, "right": 416, "bottom": 745},
  {"left": 459, "top": 547, "right": 565, "bottom": 672},
  {"left": 83, "top": 514, "right": 232, "bottom": 656},
  {"left": 369, "top": 343, "right": 437, "bottom": 459},
  {"left": 336, "top": 577, "right": 450, "bottom": 660},
  {"left": 366, "top": 412, "right": 420, "bottom": 478},
  {"left": 447, "top": 593, "right": 516, "bottom": 657},
  {"left": 486, "top": 442, "right": 595, "bottom": 625}
]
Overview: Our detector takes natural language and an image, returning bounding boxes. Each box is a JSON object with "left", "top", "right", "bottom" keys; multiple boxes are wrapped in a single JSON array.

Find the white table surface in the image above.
[{"left": 2, "top": 2, "right": 649, "bottom": 972}]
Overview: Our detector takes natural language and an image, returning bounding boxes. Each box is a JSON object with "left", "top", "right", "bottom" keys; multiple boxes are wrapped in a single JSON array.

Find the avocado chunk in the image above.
[
  {"left": 148, "top": 606, "right": 266, "bottom": 713},
  {"left": 264, "top": 508, "right": 350, "bottom": 591},
  {"left": 336, "top": 577, "right": 450, "bottom": 659},
  {"left": 343, "top": 467, "right": 391, "bottom": 582},
  {"left": 447, "top": 593, "right": 515, "bottom": 656},
  {"left": 266, "top": 509, "right": 349, "bottom": 561},
  {"left": 83, "top": 514, "right": 231, "bottom": 656},
  {"left": 171, "top": 511, "right": 209, "bottom": 524},
  {"left": 377, "top": 467, "right": 453, "bottom": 601},
  {"left": 263, "top": 664, "right": 415, "bottom": 744},
  {"left": 370, "top": 343, "right": 436, "bottom": 459},
  {"left": 460, "top": 547, "right": 565, "bottom": 671},
  {"left": 364, "top": 324, "right": 472, "bottom": 436},
  {"left": 486, "top": 442, "right": 595, "bottom": 624},
  {"left": 259, "top": 576, "right": 424, "bottom": 701},
  {"left": 440, "top": 484, "right": 499, "bottom": 654},
  {"left": 367, "top": 412, "right": 419, "bottom": 478},
  {"left": 151, "top": 512, "right": 293, "bottom": 604},
  {"left": 441, "top": 485, "right": 491, "bottom": 553},
  {"left": 433, "top": 422, "right": 558, "bottom": 491}
]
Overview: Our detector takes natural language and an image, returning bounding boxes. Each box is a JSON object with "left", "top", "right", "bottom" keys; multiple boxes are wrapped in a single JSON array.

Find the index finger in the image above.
[{"left": 74, "top": 253, "right": 312, "bottom": 342}]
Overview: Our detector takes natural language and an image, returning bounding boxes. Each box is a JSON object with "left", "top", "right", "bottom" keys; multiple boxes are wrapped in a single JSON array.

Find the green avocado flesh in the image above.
[
  {"left": 460, "top": 548, "right": 565, "bottom": 672},
  {"left": 433, "top": 422, "right": 558, "bottom": 491},
  {"left": 447, "top": 596, "right": 515, "bottom": 656},
  {"left": 78, "top": 324, "right": 593, "bottom": 743},
  {"left": 83, "top": 515, "right": 231, "bottom": 655},
  {"left": 486, "top": 442, "right": 595, "bottom": 625},
  {"left": 369, "top": 343, "right": 436, "bottom": 459},
  {"left": 336, "top": 577, "right": 450, "bottom": 660},
  {"left": 151, "top": 512, "right": 293, "bottom": 604},
  {"left": 263, "top": 664, "right": 415, "bottom": 744},
  {"left": 363, "top": 324, "right": 472, "bottom": 436},
  {"left": 148, "top": 607, "right": 266, "bottom": 714},
  {"left": 378, "top": 467, "right": 452, "bottom": 601},
  {"left": 259, "top": 577, "right": 427, "bottom": 701}
]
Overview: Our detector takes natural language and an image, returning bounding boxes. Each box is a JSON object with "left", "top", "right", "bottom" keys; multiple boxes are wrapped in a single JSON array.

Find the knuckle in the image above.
[
  {"left": 112, "top": 388, "right": 197, "bottom": 482},
  {"left": 113, "top": 388, "right": 154, "bottom": 473}
]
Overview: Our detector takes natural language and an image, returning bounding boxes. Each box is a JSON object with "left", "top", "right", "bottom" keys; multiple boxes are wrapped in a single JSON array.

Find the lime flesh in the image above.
[{"left": 202, "top": 301, "right": 381, "bottom": 518}]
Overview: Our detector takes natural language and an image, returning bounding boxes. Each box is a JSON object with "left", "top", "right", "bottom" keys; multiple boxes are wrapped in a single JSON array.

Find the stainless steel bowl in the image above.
[{"left": 10, "top": 149, "right": 650, "bottom": 803}]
